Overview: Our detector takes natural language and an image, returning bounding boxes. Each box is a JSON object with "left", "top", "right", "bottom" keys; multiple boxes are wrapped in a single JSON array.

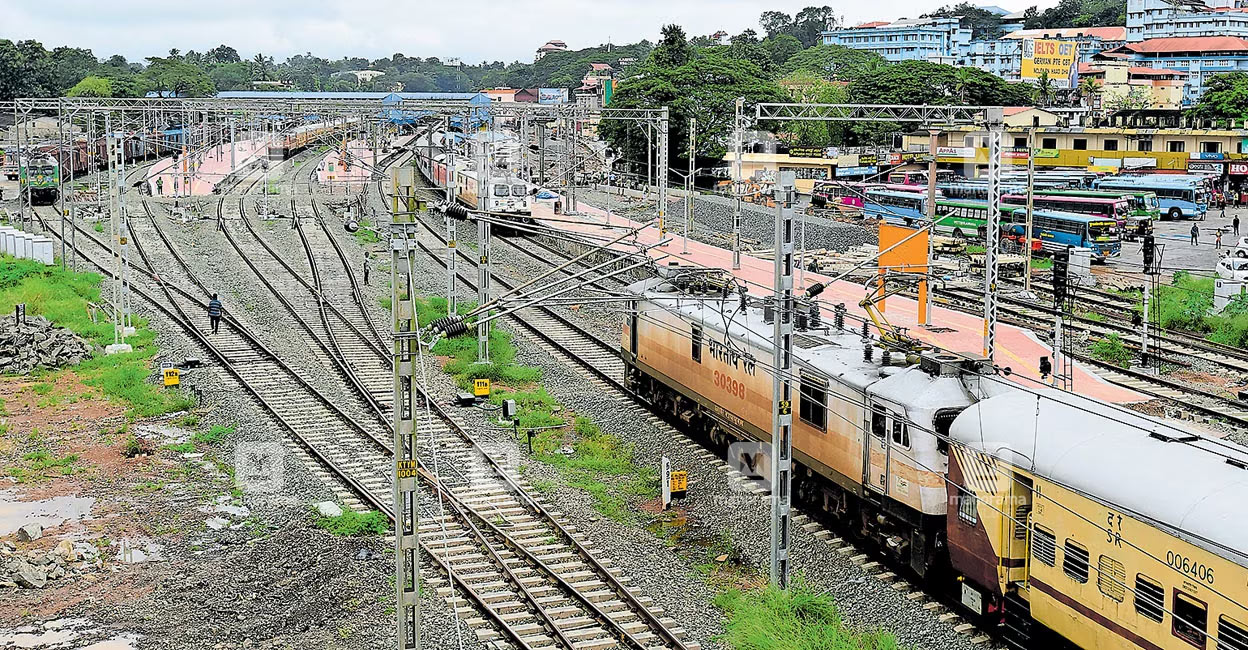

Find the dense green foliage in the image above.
[
  {"left": 924, "top": 2, "right": 1009, "bottom": 39},
  {"left": 0, "top": 258, "right": 195, "bottom": 417},
  {"left": 1189, "top": 73, "right": 1248, "bottom": 122},
  {"left": 715, "top": 582, "right": 903, "bottom": 650},
  {"left": 315, "top": 510, "right": 390, "bottom": 537},
  {"left": 1026, "top": 0, "right": 1127, "bottom": 28}
]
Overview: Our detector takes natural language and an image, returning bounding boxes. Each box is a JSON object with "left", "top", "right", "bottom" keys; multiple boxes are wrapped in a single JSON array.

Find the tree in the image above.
[
  {"left": 923, "top": 2, "right": 1006, "bottom": 39},
  {"left": 208, "top": 62, "right": 255, "bottom": 91},
  {"left": 954, "top": 67, "right": 975, "bottom": 103},
  {"left": 66, "top": 75, "right": 111, "bottom": 97},
  {"left": 144, "top": 57, "right": 215, "bottom": 97},
  {"left": 779, "top": 70, "right": 849, "bottom": 145},
  {"left": 1032, "top": 0, "right": 1126, "bottom": 29},
  {"left": 1103, "top": 86, "right": 1152, "bottom": 113},
  {"left": 600, "top": 48, "right": 788, "bottom": 178},
  {"left": 1036, "top": 70, "right": 1055, "bottom": 106},
  {"left": 49, "top": 47, "right": 98, "bottom": 94},
  {"left": 251, "top": 53, "right": 274, "bottom": 81},
  {"left": 792, "top": 6, "right": 838, "bottom": 47},
  {"left": 760, "top": 11, "right": 794, "bottom": 38},
  {"left": 728, "top": 31, "right": 773, "bottom": 74},
  {"left": 781, "top": 44, "right": 885, "bottom": 82},
  {"left": 652, "top": 24, "right": 693, "bottom": 69},
  {"left": 206, "top": 45, "right": 241, "bottom": 65},
  {"left": 763, "top": 34, "right": 803, "bottom": 68},
  {"left": 1077, "top": 76, "right": 1102, "bottom": 107},
  {"left": 1191, "top": 72, "right": 1248, "bottom": 120}
]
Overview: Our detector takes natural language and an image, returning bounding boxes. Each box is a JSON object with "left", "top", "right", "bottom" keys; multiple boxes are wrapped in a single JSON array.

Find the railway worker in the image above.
[
  {"left": 1191, "top": 223, "right": 1200, "bottom": 246},
  {"left": 207, "top": 293, "right": 223, "bottom": 334},
  {"left": 155, "top": 177, "right": 164, "bottom": 196}
]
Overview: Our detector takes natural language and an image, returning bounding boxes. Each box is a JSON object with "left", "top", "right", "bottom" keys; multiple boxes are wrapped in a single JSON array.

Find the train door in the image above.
[
  {"left": 627, "top": 300, "right": 638, "bottom": 356},
  {"left": 1004, "top": 474, "right": 1033, "bottom": 587},
  {"left": 864, "top": 400, "right": 899, "bottom": 496}
]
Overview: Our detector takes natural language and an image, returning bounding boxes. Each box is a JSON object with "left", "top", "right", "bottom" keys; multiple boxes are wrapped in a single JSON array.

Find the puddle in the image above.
[
  {"left": 0, "top": 490, "right": 96, "bottom": 536},
  {"left": 115, "top": 538, "right": 164, "bottom": 564},
  {"left": 0, "top": 619, "right": 140, "bottom": 649}
]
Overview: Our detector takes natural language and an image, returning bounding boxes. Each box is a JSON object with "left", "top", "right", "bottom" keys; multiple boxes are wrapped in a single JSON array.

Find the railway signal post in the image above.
[
  {"left": 982, "top": 107, "right": 1004, "bottom": 361},
  {"left": 732, "top": 98, "right": 744, "bottom": 270},
  {"left": 477, "top": 139, "right": 492, "bottom": 364},
  {"left": 390, "top": 189, "right": 422, "bottom": 650},
  {"left": 770, "top": 171, "right": 796, "bottom": 589}
]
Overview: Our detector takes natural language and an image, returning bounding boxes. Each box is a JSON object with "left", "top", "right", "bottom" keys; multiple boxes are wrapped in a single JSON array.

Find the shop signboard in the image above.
[
  {"left": 1188, "top": 162, "right": 1224, "bottom": 174},
  {"left": 789, "top": 147, "right": 834, "bottom": 159},
  {"left": 1229, "top": 162, "right": 1248, "bottom": 175},
  {"left": 1034, "top": 149, "right": 1060, "bottom": 158},
  {"left": 836, "top": 165, "right": 878, "bottom": 177},
  {"left": 538, "top": 88, "right": 569, "bottom": 104},
  {"left": 1197, "top": 152, "right": 1226, "bottom": 160},
  {"left": 937, "top": 147, "right": 975, "bottom": 158}
]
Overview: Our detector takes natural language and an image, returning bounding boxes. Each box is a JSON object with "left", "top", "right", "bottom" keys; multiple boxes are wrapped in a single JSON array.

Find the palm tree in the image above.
[
  {"left": 1078, "top": 77, "right": 1102, "bottom": 108},
  {"left": 1036, "top": 70, "right": 1054, "bottom": 107},
  {"left": 251, "top": 53, "right": 273, "bottom": 82},
  {"left": 954, "top": 67, "right": 974, "bottom": 104}
]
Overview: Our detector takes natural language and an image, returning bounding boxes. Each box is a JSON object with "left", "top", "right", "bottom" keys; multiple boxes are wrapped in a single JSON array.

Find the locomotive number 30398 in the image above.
[{"left": 713, "top": 371, "right": 746, "bottom": 399}]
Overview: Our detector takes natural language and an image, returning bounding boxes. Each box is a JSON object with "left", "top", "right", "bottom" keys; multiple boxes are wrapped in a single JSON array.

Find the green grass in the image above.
[
  {"left": 1090, "top": 333, "right": 1134, "bottom": 368},
  {"left": 378, "top": 296, "right": 391, "bottom": 311},
  {"left": 93, "top": 222, "right": 104, "bottom": 233},
  {"left": 715, "top": 582, "right": 902, "bottom": 650},
  {"left": 354, "top": 218, "right": 380, "bottom": 244},
  {"left": 164, "top": 442, "right": 195, "bottom": 454},
  {"left": 191, "top": 423, "right": 234, "bottom": 447},
  {"left": 1030, "top": 257, "right": 1053, "bottom": 270},
  {"left": 0, "top": 258, "right": 196, "bottom": 417},
  {"left": 415, "top": 296, "right": 541, "bottom": 390},
  {"left": 5, "top": 449, "right": 82, "bottom": 483},
  {"left": 173, "top": 414, "right": 200, "bottom": 428},
  {"left": 1142, "top": 271, "right": 1248, "bottom": 346},
  {"left": 315, "top": 509, "right": 390, "bottom": 537},
  {"left": 966, "top": 244, "right": 986, "bottom": 254}
]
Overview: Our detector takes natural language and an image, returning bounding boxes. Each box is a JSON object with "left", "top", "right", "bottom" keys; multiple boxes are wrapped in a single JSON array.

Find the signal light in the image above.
[{"left": 1052, "top": 247, "right": 1069, "bottom": 306}]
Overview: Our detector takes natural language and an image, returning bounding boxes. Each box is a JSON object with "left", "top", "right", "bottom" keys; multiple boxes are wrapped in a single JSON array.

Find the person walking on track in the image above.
[
  {"left": 155, "top": 177, "right": 163, "bottom": 196},
  {"left": 1191, "top": 223, "right": 1200, "bottom": 246},
  {"left": 363, "top": 256, "right": 371, "bottom": 285},
  {"left": 208, "top": 293, "right": 223, "bottom": 334}
]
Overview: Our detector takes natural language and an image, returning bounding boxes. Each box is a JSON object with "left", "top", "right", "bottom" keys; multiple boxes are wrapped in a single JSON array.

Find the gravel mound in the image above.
[{"left": 0, "top": 315, "right": 92, "bottom": 374}]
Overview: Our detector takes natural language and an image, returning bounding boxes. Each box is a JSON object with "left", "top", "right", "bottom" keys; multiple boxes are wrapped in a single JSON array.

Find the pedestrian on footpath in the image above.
[
  {"left": 1236, "top": 215, "right": 1241, "bottom": 236},
  {"left": 363, "top": 255, "right": 371, "bottom": 285},
  {"left": 208, "top": 293, "right": 223, "bottom": 334},
  {"left": 1221, "top": 205, "right": 1227, "bottom": 220},
  {"left": 1191, "top": 223, "right": 1200, "bottom": 246},
  {"left": 1217, "top": 229, "right": 1224, "bottom": 249}
]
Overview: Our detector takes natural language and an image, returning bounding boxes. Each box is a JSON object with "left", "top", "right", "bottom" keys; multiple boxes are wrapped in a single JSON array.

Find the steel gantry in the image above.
[{"left": 749, "top": 102, "right": 1007, "bottom": 589}]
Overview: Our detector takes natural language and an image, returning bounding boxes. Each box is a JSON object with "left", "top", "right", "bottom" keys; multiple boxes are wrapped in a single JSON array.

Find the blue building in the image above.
[
  {"left": 1105, "top": 36, "right": 1248, "bottom": 104},
  {"left": 959, "top": 39, "right": 1024, "bottom": 81},
  {"left": 1127, "top": 0, "right": 1248, "bottom": 42},
  {"left": 821, "top": 17, "right": 972, "bottom": 63}
]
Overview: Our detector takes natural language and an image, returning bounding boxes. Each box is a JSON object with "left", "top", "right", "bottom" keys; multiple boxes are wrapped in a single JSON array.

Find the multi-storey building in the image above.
[
  {"left": 1077, "top": 61, "right": 1187, "bottom": 109},
  {"left": 1102, "top": 36, "right": 1248, "bottom": 104},
  {"left": 999, "top": 26, "right": 1127, "bottom": 62},
  {"left": 1126, "top": 0, "right": 1248, "bottom": 42},
  {"left": 960, "top": 39, "right": 1023, "bottom": 80},
  {"left": 821, "top": 17, "right": 972, "bottom": 63}
]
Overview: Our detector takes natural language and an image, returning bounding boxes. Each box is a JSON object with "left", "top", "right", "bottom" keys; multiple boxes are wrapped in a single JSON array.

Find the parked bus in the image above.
[
  {"left": 1000, "top": 209, "right": 1121, "bottom": 261},
  {"left": 811, "top": 181, "right": 932, "bottom": 208},
  {"left": 886, "top": 169, "right": 955, "bottom": 186},
  {"left": 1093, "top": 175, "right": 1207, "bottom": 220},
  {"left": 1001, "top": 193, "right": 1133, "bottom": 231},
  {"left": 1035, "top": 189, "right": 1159, "bottom": 233},
  {"left": 862, "top": 188, "right": 928, "bottom": 220}
]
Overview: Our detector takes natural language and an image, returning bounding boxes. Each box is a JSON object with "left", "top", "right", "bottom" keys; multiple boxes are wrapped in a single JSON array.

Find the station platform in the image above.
[
  {"left": 145, "top": 138, "right": 269, "bottom": 197},
  {"left": 531, "top": 199, "right": 1145, "bottom": 405}
]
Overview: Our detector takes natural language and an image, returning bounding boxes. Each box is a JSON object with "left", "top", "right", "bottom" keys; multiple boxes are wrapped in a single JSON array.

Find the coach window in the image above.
[
  {"left": 691, "top": 325, "right": 702, "bottom": 363},
  {"left": 1218, "top": 616, "right": 1248, "bottom": 650},
  {"left": 1063, "top": 539, "right": 1090, "bottom": 583},
  {"left": 1073, "top": 138, "right": 1088, "bottom": 151},
  {"left": 956, "top": 487, "right": 977, "bottom": 526},
  {"left": 1097, "top": 555, "right": 1126, "bottom": 602},
  {"left": 1172, "top": 591, "right": 1208, "bottom": 648},
  {"left": 891, "top": 418, "right": 909, "bottom": 449},
  {"left": 1134, "top": 575, "right": 1165, "bottom": 622},
  {"left": 1032, "top": 525, "right": 1056, "bottom": 566},
  {"left": 871, "top": 405, "right": 886, "bottom": 438},
  {"left": 798, "top": 376, "right": 827, "bottom": 431}
]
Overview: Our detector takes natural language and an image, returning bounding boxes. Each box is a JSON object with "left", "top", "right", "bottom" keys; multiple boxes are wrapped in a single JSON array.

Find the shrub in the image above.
[
  {"left": 315, "top": 510, "right": 389, "bottom": 536},
  {"left": 1091, "top": 334, "right": 1134, "bottom": 368}
]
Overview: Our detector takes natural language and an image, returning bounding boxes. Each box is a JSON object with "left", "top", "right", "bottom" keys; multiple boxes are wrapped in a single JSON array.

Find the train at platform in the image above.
[
  {"left": 621, "top": 270, "right": 1248, "bottom": 650},
  {"left": 411, "top": 127, "right": 534, "bottom": 218}
]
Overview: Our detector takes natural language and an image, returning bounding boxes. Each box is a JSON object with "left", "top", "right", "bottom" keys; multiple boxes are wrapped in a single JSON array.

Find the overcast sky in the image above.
[{"left": 1, "top": 0, "right": 1063, "bottom": 65}]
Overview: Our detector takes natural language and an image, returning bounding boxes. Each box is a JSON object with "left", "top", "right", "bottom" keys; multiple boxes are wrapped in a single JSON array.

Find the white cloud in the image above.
[{"left": 0, "top": 0, "right": 1065, "bottom": 64}]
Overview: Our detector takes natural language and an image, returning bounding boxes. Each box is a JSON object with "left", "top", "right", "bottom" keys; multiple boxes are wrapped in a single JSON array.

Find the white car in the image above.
[
  {"left": 1218, "top": 254, "right": 1248, "bottom": 280},
  {"left": 1235, "top": 236, "right": 1248, "bottom": 258}
]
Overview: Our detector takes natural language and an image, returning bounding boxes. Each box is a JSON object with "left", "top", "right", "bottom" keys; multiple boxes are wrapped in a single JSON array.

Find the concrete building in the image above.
[
  {"left": 960, "top": 39, "right": 1024, "bottom": 80},
  {"left": 821, "top": 17, "right": 972, "bottom": 63},
  {"left": 1078, "top": 61, "right": 1187, "bottom": 109},
  {"left": 999, "top": 26, "right": 1128, "bottom": 62},
  {"left": 1126, "top": 0, "right": 1248, "bottom": 42},
  {"left": 536, "top": 40, "right": 568, "bottom": 62},
  {"left": 1103, "top": 36, "right": 1248, "bottom": 104}
]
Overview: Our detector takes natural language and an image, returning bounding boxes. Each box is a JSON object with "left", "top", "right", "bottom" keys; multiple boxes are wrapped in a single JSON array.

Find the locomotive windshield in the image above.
[
  {"left": 512, "top": 184, "right": 527, "bottom": 197},
  {"left": 493, "top": 184, "right": 510, "bottom": 197}
]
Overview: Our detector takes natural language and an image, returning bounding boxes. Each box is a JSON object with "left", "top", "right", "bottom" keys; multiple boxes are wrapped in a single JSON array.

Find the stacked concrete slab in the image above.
[{"left": 0, "top": 225, "right": 55, "bottom": 265}]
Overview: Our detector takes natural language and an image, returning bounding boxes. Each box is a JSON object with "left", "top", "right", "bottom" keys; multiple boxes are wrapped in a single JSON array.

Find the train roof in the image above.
[{"left": 950, "top": 389, "right": 1248, "bottom": 566}]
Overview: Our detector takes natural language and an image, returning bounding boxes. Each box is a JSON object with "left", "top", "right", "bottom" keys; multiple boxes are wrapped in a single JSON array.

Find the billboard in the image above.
[
  {"left": 538, "top": 88, "right": 569, "bottom": 104},
  {"left": 1021, "top": 39, "right": 1079, "bottom": 89}
]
